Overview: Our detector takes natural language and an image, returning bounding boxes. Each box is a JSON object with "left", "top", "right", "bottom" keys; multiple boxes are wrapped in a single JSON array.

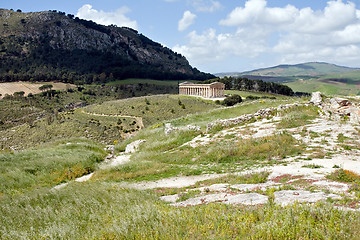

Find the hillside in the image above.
[
  {"left": 1, "top": 92, "right": 360, "bottom": 238},
  {"left": 217, "top": 62, "right": 359, "bottom": 78},
  {"left": 0, "top": 9, "right": 214, "bottom": 83}
]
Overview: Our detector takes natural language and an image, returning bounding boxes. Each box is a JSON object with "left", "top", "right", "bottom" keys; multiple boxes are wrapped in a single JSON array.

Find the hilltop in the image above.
[
  {"left": 216, "top": 62, "right": 359, "bottom": 78},
  {"left": 0, "top": 9, "right": 214, "bottom": 83}
]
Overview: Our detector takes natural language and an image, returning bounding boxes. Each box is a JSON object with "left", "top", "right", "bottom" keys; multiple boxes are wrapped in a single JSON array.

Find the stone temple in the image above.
[{"left": 179, "top": 82, "right": 225, "bottom": 98}]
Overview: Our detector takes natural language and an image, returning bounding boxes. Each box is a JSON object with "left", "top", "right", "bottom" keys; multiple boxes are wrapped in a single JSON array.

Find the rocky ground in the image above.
[{"left": 124, "top": 93, "right": 360, "bottom": 210}]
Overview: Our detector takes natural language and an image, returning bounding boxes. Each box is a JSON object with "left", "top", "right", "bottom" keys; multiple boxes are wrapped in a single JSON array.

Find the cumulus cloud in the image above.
[
  {"left": 76, "top": 4, "right": 138, "bottom": 29},
  {"left": 174, "top": 0, "right": 360, "bottom": 71},
  {"left": 178, "top": 11, "right": 197, "bottom": 31},
  {"left": 190, "top": 0, "right": 222, "bottom": 13}
]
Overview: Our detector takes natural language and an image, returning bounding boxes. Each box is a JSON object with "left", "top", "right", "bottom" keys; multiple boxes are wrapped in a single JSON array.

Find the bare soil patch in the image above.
[{"left": 0, "top": 81, "right": 74, "bottom": 98}]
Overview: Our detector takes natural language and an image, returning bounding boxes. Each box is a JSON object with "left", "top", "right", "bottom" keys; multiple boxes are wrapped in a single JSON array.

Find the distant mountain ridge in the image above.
[
  {"left": 216, "top": 62, "right": 360, "bottom": 78},
  {"left": 0, "top": 9, "right": 214, "bottom": 83}
]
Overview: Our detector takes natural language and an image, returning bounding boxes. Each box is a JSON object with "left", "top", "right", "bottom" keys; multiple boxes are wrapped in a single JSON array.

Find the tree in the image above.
[
  {"left": 223, "top": 94, "right": 242, "bottom": 106},
  {"left": 39, "top": 84, "right": 53, "bottom": 92},
  {"left": 13, "top": 91, "right": 25, "bottom": 97}
]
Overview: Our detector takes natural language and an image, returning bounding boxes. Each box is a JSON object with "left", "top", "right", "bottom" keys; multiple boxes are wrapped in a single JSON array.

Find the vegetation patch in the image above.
[
  {"left": 0, "top": 139, "right": 106, "bottom": 195},
  {"left": 302, "top": 163, "right": 324, "bottom": 169},
  {"left": 236, "top": 133, "right": 303, "bottom": 161},
  {"left": 84, "top": 95, "right": 219, "bottom": 127},
  {"left": 327, "top": 169, "right": 360, "bottom": 183},
  {"left": 277, "top": 105, "right": 319, "bottom": 129},
  {"left": 0, "top": 183, "right": 359, "bottom": 239}
]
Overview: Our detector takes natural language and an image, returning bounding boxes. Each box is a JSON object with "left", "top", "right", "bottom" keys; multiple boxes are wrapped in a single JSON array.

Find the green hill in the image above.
[
  {"left": 0, "top": 9, "right": 214, "bottom": 83},
  {"left": 217, "top": 62, "right": 359, "bottom": 78},
  {"left": 216, "top": 62, "right": 360, "bottom": 95}
]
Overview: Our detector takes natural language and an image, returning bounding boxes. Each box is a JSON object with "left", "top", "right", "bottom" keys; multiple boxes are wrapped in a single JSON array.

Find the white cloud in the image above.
[
  {"left": 219, "top": 0, "right": 357, "bottom": 33},
  {"left": 175, "top": 0, "right": 360, "bottom": 71},
  {"left": 178, "top": 11, "right": 197, "bottom": 31},
  {"left": 190, "top": 0, "right": 222, "bottom": 13},
  {"left": 76, "top": 4, "right": 138, "bottom": 29},
  {"left": 173, "top": 28, "right": 267, "bottom": 65}
]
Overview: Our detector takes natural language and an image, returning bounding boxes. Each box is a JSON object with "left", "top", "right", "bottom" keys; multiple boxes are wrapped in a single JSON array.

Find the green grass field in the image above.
[
  {"left": 0, "top": 139, "right": 106, "bottom": 195},
  {"left": 285, "top": 71, "right": 360, "bottom": 96},
  {"left": 225, "top": 90, "right": 289, "bottom": 99}
]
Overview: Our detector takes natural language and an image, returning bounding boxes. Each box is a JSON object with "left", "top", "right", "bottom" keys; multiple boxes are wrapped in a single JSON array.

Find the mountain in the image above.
[
  {"left": 0, "top": 9, "right": 214, "bottom": 83},
  {"left": 216, "top": 62, "right": 359, "bottom": 78}
]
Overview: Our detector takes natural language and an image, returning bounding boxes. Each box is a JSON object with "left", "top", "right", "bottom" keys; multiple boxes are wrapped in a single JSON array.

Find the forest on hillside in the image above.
[{"left": 204, "top": 77, "right": 308, "bottom": 96}]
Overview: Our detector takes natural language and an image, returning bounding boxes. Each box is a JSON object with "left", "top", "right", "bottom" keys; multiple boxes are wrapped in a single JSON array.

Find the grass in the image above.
[
  {"left": 0, "top": 99, "right": 45, "bottom": 130},
  {"left": 171, "top": 98, "right": 300, "bottom": 128},
  {"left": 286, "top": 73, "right": 360, "bottom": 96},
  {"left": 0, "top": 109, "right": 136, "bottom": 150},
  {"left": 225, "top": 90, "right": 288, "bottom": 99},
  {"left": 0, "top": 139, "right": 106, "bottom": 195},
  {"left": 0, "top": 182, "right": 359, "bottom": 239},
  {"left": 1, "top": 91, "right": 360, "bottom": 238},
  {"left": 83, "top": 94, "right": 219, "bottom": 127},
  {"left": 277, "top": 105, "right": 319, "bottom": 129},
  {"left": 302, "top": 164, "right": 324, "bottom": 169}
]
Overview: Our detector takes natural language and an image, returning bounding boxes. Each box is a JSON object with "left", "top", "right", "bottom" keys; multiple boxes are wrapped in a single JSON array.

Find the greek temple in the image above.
[{"left": 179, "top": 82, "right": 225, "bottom": 98}]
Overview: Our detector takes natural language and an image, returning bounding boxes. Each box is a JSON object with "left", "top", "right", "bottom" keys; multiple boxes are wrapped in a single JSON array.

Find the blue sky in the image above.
[{"left": 2, "top": 0, "right": 360, "bottom": 73}]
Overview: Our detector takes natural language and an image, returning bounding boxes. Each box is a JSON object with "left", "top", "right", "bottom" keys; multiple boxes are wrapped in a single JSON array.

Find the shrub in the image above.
[
  {"left": 327, "top": 169, "right": 360, "bottom": 183},
  {"left": 246, "top": 95, "right": 260, "bottom": 100},
  {"left": 223, "top": 94, "right": 242, "bottom": 106}
]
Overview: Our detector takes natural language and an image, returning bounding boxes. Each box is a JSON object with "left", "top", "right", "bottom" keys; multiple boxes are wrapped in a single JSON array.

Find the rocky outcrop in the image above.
[
  {"left": 206, "top": 103, "right": 307, "bottom": 132},
  {"left": 310, "top": 91, "right": 323, "bottom": 105},
  {"left": 125, "top": 139, "right": 146, "bottom": 153},
  {"left": 322, "top": 96, "right": 360, "bottom": 123},
  {"left": 329, "top": 97, "right": 352, "bottom": 109}
]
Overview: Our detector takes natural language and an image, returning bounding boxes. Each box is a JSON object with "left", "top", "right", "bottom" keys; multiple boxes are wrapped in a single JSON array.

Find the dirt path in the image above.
[{"left": 81, "top": 110, "right": 144, "bottom": 129}]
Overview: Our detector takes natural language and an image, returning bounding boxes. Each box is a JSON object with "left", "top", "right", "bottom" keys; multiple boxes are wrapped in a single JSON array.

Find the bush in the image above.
[
  {"left": 246, "top": 95, "right": 260, "bottom": 100},
  {"left": 223, "top": 94, "right": 242, "bottom": 106}
]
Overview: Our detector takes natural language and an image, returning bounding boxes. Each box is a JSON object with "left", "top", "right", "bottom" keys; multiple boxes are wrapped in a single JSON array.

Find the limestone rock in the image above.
[
  {"left": 330, "top": 97, "right": 352, "bottom": 109},
  {"left": 165, "top": 123, "right": 201, "bottom": 135},
  {"left": 224, "top": 193, "right": 268, "bottom": 205},
  {"left": 310, "top": 92, "right": 322, "bottom": 105},
  {"left": 125, "top": 139, "right": 146, "bottom": 153},
  {"left": 171, "top": 193, "right": 228, "bottom": 207},
  {"left": 169, "top": 192, "right": 269, "bottom": 207},
  {"left": 349, "top": 107, "right": 360, "bottom": 123},
  {"left": 274, "top": 190, "right": 341, "bottom": 206}
]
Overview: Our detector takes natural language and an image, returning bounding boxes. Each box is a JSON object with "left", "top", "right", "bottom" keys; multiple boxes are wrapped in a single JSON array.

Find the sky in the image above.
[{"left": 2, "top": 0, "right": 360, "bottom": 73}]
